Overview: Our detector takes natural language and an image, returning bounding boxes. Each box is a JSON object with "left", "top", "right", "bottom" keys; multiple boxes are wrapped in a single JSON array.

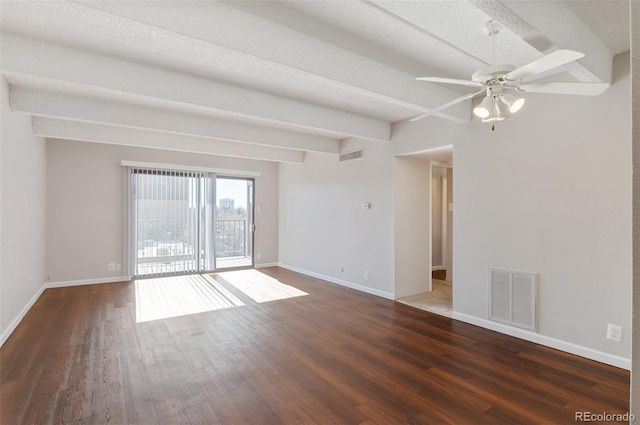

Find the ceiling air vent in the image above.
[{"left": 339, "top": 150, "right": 364, "bottom": 162}]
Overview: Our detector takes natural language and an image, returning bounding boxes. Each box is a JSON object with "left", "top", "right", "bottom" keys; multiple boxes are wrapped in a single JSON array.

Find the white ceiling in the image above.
[
  {"left": 0, "top": 1, "right": 630, "bottom": 163},
  {"left": 401, "top": 145, "right": 454, "bottom": 164}
]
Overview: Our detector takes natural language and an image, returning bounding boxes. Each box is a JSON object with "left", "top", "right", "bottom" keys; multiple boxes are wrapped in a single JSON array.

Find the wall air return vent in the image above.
[
  {"left": 339, "top": 149, "right": 364, "bottom": 162},
  {"left": 489, "top": 268, "right": 537, "bottom": 331}
]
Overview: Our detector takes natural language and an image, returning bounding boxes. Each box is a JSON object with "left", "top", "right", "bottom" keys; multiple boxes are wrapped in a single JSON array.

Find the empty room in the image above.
[{"left": 1, "top": 1, "right": 638, "bottom": 424}]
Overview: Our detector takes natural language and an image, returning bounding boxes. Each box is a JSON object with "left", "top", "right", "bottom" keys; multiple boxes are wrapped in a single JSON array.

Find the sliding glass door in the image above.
[
  {"left": 215, "top": 177, "right": 254, "bottom": 269},
  {"left": 130, "top": 168, "right": 254, "bottom": 278}
]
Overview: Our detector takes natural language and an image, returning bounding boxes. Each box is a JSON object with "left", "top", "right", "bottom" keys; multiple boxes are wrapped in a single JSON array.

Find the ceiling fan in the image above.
[{"left": 411, "top": 21, "right": 609, "bottom": 126}]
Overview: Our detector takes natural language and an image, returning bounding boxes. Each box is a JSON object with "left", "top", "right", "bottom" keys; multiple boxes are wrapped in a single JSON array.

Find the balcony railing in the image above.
[
  {"left": 134, "top": 219, "right": 250, "bottom": 276},
  {"left": 215, "top": 219, "right": 247, "bottom": 258}
]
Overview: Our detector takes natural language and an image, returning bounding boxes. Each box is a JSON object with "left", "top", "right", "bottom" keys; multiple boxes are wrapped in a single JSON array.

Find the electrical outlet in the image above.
[
  {"left": 257, "top": 253, "right": 262, "bottom": 260},
  {"left": 607, "top": 324, "right": 622, "bottom": 342},
  {"left": 364, "top": 271, "right": 370, "bottom": 280},
  {"left": 116, "top": 264, "right": 122, "bottom": 271},
  {"left": 108, "top": 263, "right": 115, "bottom": 271}
]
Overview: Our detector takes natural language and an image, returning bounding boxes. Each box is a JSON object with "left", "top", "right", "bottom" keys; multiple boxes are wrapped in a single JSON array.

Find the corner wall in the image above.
[
  {"left": 46, "top": 139, "right": 279, "bottom": 284},
  {"left": 394, "top": 157, "right": 431, "bottom": 298},
  {"left": 393, "top": 53, "right": 632, "bottom": 367},
  {"left": 0, "top": 77, "right": 47, "bottom": 344},
  {"left": 278, "top": 141, "right": 395, "bottom": 298}
]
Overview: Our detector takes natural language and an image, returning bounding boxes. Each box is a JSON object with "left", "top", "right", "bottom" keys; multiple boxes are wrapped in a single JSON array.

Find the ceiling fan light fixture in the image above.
[
  {"left": 481, "top": 100, "right": 498, "bottom": 123},
  {"left": 413, "top": 25, "right": 595, "bottom": 126},
  {"left": 473, "top": 95, "right": 493, "bottom": 118},
  {"left": 494, "top": 98, "right": 511, "bottom": 120},
  {"left": 501, "top": 93, "right": 525, "bottom": 113}
]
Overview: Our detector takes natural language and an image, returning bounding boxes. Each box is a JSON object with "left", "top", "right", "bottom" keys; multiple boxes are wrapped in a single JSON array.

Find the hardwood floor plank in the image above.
[
  {"left": 184, "top": 401, "right": 222, "bottom": 425},
  {"left": 121, "top": 359, "right": 157, "bottom": 423},
  {"left": 246, "top": 374, "right": 319, "bottom": 425},
  {"left": 95, "top": 391, "right": 128, "bottom": 424},
  {"left": 155, "top": 409, "right": 192, "bottom": 425},
  {"left": 0, "top": 267, "right": 630, "bottom": 424}
]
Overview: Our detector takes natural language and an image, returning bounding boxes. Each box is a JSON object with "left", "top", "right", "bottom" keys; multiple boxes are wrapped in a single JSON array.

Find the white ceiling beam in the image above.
[
  {"left": 10, "top": 87, "right": 339, "bottom": 155},
  {"left": 371, "top": 0, "right": 611, "bottom": 84},
  {"left": 32, "top": 117, "right": 305, "bottom": 164},
  {"left": 369, "top": 1, "right": 533, "bottom": 72},
  {"left": 1, "top": 35, "right": 390, "bottom": 142},
  {"left": 469, "top": 0, "right": 612, "bottom": 83},
  {"left": 85, "top": 1, "right": 470, "bottom": 121},
  {"left": 0, "top": 0, "right": 470, "bottom": 123}
]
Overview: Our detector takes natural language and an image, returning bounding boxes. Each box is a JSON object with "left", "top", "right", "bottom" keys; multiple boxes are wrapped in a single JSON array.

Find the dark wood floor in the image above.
[{"left": 1, "top": 267, "right": 630, "bottom": 425}]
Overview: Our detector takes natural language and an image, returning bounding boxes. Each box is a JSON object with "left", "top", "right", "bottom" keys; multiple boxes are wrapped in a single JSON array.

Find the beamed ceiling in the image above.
[{"left": 0, "top": 1, "right": 630, "bottom": 163}]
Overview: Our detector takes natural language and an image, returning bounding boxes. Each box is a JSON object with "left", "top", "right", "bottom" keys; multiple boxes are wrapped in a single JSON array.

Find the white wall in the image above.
[
  {"left": 432, "top": 166, "right": 446, "bottom": 267},
  {"left": 394, "top": 157, "right": 431, "bottom": 298},
  {"left": 46, "top": 139, "right": 279, "bottom": 283},
  {"left": 0, "top": 77, "right": 47, "bottom": 343},
  {"left": 278, "top": 140, "right": 395, "bottom": 298},
  {"left": 445, "top": 167, "right": 453, "bottom": 282},
  {"left": 630, "top": 0, "right": 640, "bottom": 412},
  {"left": 392, "top": 53, "right": 632, "bottom": 364}
]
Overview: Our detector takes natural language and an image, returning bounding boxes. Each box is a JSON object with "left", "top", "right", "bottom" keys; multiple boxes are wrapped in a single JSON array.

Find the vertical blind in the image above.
[
  {"left": 130, "top": 168, "right": 207, "bottom": 277},
  {"left": 129, "top": 167, "right": 255, "bottom": 277}
]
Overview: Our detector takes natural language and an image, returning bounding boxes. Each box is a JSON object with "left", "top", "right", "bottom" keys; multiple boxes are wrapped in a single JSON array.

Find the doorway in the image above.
[
  {"left": 396, "top": 149, "right": 454, "bottom": 317},
  {"left": 129, "top": 168, "right": 254, "bottom": 278},
  {"left": 432, "top": 165, "right": 447, "bottom": 279},
  {"left": 426, "top": 163, "right": 453, "bottom": 316},
  {"left": 215, "top": 177, "right": 254, "bottom": 269}
]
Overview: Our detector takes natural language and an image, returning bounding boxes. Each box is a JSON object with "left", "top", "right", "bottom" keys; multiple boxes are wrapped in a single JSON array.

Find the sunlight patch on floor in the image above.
[
  {"left": 216, "top": 269, "right": 308, "bottom": 303},
  {"left": 135, "top": 274, "right": 244, "bottom": 322},
  {"left": 135, "top": 270, "right": 308, "bottom": 322}
]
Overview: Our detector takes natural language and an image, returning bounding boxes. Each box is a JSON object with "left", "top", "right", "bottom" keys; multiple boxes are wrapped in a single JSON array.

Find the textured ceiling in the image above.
[
  {"left": 563, "top": 0, "right": 630, "bottom": 55},
  {"left": 0, "top": 0, "right": 630, "bottom": 162}
]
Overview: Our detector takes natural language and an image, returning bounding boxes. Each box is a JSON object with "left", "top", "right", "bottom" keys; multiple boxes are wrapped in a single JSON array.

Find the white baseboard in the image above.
[
  {"left": 255, "top": 262, "right": 279, "bottom": 269},
  {"left": 45, "top": 276, "right": 132, "bottom": 289},
  {"left": 452, "top": 312, "right": 631, "bottom": 370},
  {"left": 1, "top": 276, "right": 131, "bottom": 347},
  {"left": 0, "top": 285, "right": 45, "bottom": 347},
  {"left": 277, "top": 263, "right": 394, "bottom": 300},
  {"left": 432, "top": 265, "right": 444, "bottom": 271},
  {"left": 4, "top": 272, "right": 627, "bottom": 372}
]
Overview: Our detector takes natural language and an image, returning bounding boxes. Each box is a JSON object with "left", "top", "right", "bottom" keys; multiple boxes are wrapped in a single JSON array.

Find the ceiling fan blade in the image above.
[
  {"left": 517, "top": 81, "right": 609, "bottom": 96},
  {"left": 504, "top": 50, "right": 585, "bottom": 81},
  {"left": 410, "top": 89, "right": 484, "bottom": 122},
  {"left": 416, "top": 77, "right": 483, "bottom": 87}
]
